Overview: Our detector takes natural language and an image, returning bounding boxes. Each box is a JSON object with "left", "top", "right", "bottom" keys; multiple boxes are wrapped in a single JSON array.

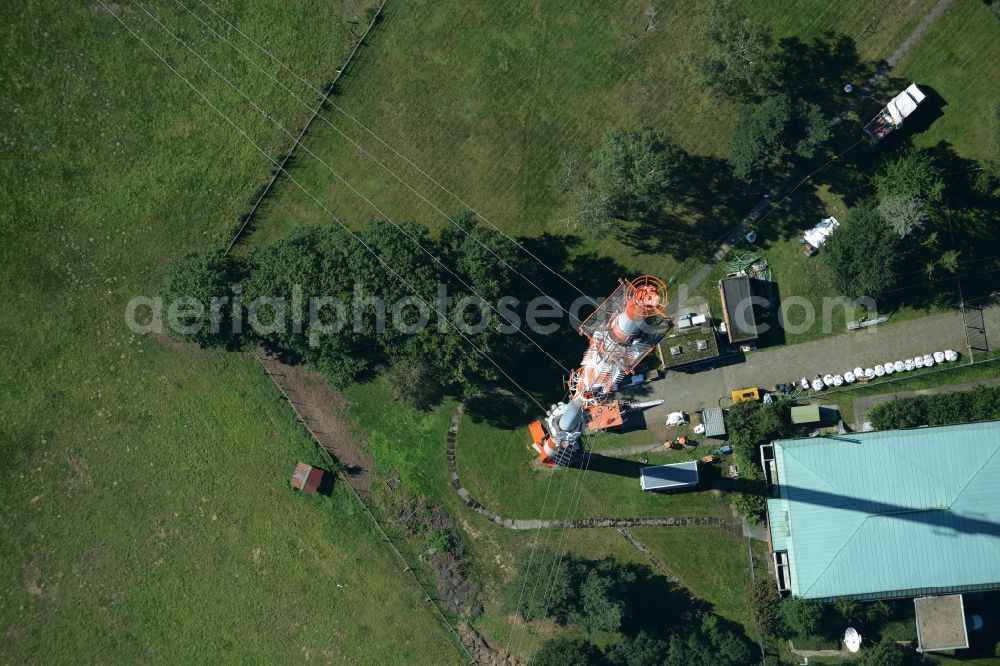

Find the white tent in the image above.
[
  {"left": 887, "top": 83, "right": 926, "bottom": 125},
  {"left": 803, "top": 217, "right": 839, "bottom": 249}
]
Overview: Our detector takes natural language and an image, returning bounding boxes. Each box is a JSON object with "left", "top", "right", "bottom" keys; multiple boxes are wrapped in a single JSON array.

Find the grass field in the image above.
[
  {"left": 234, "top": 0, "right": 995, "bottom": 658},
  {"left": 456, "top": 413, "right": 730, "bottom": 520},
  {"left": 893, "top": 0, "right": 1000, "bottom": 162},
  {"left": 242, "top": 0, "right": 939, "bottom": 280},
  {"left": 629, "top": 527, "right": 759, "bottom": 627},
  {"left": 5, "top": 0, "right": 996, "bottom": 662},
  {"left": 0, "top": 0, "right": 463, "bottom": 662}
]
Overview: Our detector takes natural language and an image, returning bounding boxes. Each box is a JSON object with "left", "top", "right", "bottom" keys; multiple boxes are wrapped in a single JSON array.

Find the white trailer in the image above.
[{"left": 864, "top": 83, "right": 926, "bottom": 143}]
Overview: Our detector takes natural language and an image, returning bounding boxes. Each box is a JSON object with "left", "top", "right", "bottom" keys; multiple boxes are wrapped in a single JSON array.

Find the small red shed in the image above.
[{"left": 290, "top": 463, "right": 324, "bottom": 495}]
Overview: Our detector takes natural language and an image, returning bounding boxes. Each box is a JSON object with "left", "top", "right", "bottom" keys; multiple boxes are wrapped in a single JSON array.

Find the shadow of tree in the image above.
[
  {"left": 619, "top": 154, "right": 760, "bottom": 260},
  {"left": 776, "top": 33, "right": 875, "bottom": 114}
]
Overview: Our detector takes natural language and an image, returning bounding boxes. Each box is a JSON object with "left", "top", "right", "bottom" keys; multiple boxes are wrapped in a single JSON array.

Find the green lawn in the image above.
[
  {"left": 0, "top": 0, "right": 463, "bottom": 662},
  {"left": 456, "top": 411, "right": 731, "bottom": 520},
  {"left": 629, "top": 527, "right": 758, "bottom": 628},
  {"left": 241, "top": 0, "right": 936, "bottom": 279},
  {"left": 5, "top": 0, "right": 992, "bottom": 662},
  {"left": 231, "top": 0, "right": 991, "bottom": 657},
  {"left": 894, "top": 0, "right": 1000, "bottom": 162}
]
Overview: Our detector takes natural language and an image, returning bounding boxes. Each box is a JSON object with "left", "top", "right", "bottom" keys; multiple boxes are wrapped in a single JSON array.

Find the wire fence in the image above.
[
  {"left": 253, "top": 350, "right": 477, "bottom": 664},
  {"left": 223, "top": 0, "right": 388, "bottom": 255}
]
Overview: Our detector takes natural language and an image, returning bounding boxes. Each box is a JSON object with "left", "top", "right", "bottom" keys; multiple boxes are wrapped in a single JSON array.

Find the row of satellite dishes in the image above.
[{"left": 802, "top": 350, "right": 961, "bottom": 392}]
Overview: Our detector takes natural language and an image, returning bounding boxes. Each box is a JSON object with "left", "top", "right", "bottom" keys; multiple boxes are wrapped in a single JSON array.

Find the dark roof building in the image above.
[{"left": 719, "top": 275, "right": 759, "bottom": 343}]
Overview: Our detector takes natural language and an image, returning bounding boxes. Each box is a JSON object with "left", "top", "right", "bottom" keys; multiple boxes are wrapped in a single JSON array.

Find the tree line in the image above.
[
  {"left": 162, "top": 212, "right": 533, "bottom": 408},
  {"left": 506, "top": 547, "right": 753, "bottom": 666}
]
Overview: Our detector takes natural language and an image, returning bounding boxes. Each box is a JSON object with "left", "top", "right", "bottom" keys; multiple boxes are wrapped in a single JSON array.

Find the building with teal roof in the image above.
[{"left": 762, "top": 421, "right": 1000, "bottom": 600}]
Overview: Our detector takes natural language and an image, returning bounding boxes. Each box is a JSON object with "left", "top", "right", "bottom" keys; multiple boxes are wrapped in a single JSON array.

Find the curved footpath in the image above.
[{"left": 447, "top": 404, "right": 735, "bottom": 531}]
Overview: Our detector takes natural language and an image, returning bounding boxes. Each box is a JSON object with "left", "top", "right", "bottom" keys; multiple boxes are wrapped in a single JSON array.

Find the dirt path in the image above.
[
  {"left": 255, "top": 347, "right": 373, "bottom": 497},
  {"left": 885, "top": 0, "right": 952, "bottom": 68},
  {"left": 674, "top": 0, "right": 953, "bottom": 306}
]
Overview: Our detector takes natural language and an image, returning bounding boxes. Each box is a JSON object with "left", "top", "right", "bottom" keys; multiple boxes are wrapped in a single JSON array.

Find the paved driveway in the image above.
[{"left": 619, "top": 306, "right": 996, "bottom": 439}]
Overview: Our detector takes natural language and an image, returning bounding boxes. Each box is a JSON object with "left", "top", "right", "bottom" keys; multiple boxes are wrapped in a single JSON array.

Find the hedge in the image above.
[{"left": 868, "top": 385, "right": 1000, "bottom": 429}]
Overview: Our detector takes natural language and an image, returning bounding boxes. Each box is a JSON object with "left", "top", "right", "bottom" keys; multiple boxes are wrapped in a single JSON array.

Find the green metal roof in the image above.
[
  {"left": 765, "top": 421, "right": 1000, "bottom": 600},
  {"left": 790, "top": 404, "right": 821, "bottom": 424}
]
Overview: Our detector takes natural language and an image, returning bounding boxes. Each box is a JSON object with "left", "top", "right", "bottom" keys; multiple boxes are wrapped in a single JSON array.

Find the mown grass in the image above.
[
  {"left": 235, "top": 0, "right": 983, "bottom": 655},
  {"left": 893, "top": 0, "right": 1000, "bottom": 162},
  {"left": 455, "top": 412, "right": 730, "bottom": 520},
  {"left": 243, "top": 0, "right": 936, "bottom": 279},
  {"left": 629, "top": 527, "right": 758, "bottom": 628},
  {"left": 0, "top": 0, "right": 463, "bottom": 662}
]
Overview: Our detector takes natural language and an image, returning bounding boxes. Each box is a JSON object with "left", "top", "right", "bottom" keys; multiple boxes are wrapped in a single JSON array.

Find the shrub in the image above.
[
  {"left": 833, "top": 597, "right": 860, "bottom": 624},
  {"left": 854, "top": 635, "right": 918, "bottom": 666},
  {"left": 732, "top": 490, "right": 766, "bottom": 526},
  {"left": 780, "top": 597, "right": 824, "bottom": 637},
  {"left": 747, "top": 577, "right": 783, "bottom": 637},
  {"left": 389, "top": 356, "right": 442, "bottom": 410},
  {"left": 731, "top": 464, "right": 766, "bottom": 525},
  {"left": 531, "top": 638, "right": 607, "bottom": 666}
]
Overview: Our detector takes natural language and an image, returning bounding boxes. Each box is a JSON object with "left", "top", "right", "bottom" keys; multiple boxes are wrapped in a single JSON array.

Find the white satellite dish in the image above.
[{"left": 844, "top": 627, "right": 862, "bottom": 653}]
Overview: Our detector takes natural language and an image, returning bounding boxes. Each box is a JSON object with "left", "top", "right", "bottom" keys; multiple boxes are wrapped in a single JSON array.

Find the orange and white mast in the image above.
[{"left": 530, "top": 276, "right": 668, "bottom": 466}]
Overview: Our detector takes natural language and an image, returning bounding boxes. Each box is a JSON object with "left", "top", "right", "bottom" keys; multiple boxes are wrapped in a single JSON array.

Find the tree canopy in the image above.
[
  {"left": 821, "top": 198, "right": 903, "bottom": 299},
  {"left": 877, "top": 195, "right": 928, "bottom": 238},
  {"left": 161, "top": 252, "right": 247, "bottom": 347},
  {"left": 689, "top": 0, "right": 777, "bottom": 101},
  {"left": 531, "top": 638, "right": 608, "bottom": 666},
  {"left": 162, "top": 215, "right": 530, "bottom": 394},
  {"left": 592, "top": 126, "right": 686, "bottom": 219},
  {"left": 872, "top": 148, "right": 945, "bottom": 203},
  {"left": 729, "top": 94, "right": 830, "bottom": 183},
  {"left": 726, "top": 401, "right": 789, "bottom": 462},
  {"left": 505, "top": 547, "right": 634, "bottom": 634}
]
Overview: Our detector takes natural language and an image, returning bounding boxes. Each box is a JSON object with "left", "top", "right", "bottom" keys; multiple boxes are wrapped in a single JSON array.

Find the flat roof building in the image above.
[
  {"left": 661, "top": 303, "right": 720, "bottom": 370},
  {"left": 640, "top": 460, "right": 699, "bottom": 492},
  {"left": 914, "top": 595, "right": 970, "bottom": 653},
  {"left": 763, "top": 421, "right": 1000, "bottom": 600},
  {"left": 790, "top": 404, "right": 821, "bottom": 425}
]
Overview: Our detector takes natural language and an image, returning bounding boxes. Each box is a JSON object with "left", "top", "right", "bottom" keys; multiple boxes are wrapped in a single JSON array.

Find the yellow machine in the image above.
[{"left": 731, "top": 387, "right": 761, "bottom": 404}]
